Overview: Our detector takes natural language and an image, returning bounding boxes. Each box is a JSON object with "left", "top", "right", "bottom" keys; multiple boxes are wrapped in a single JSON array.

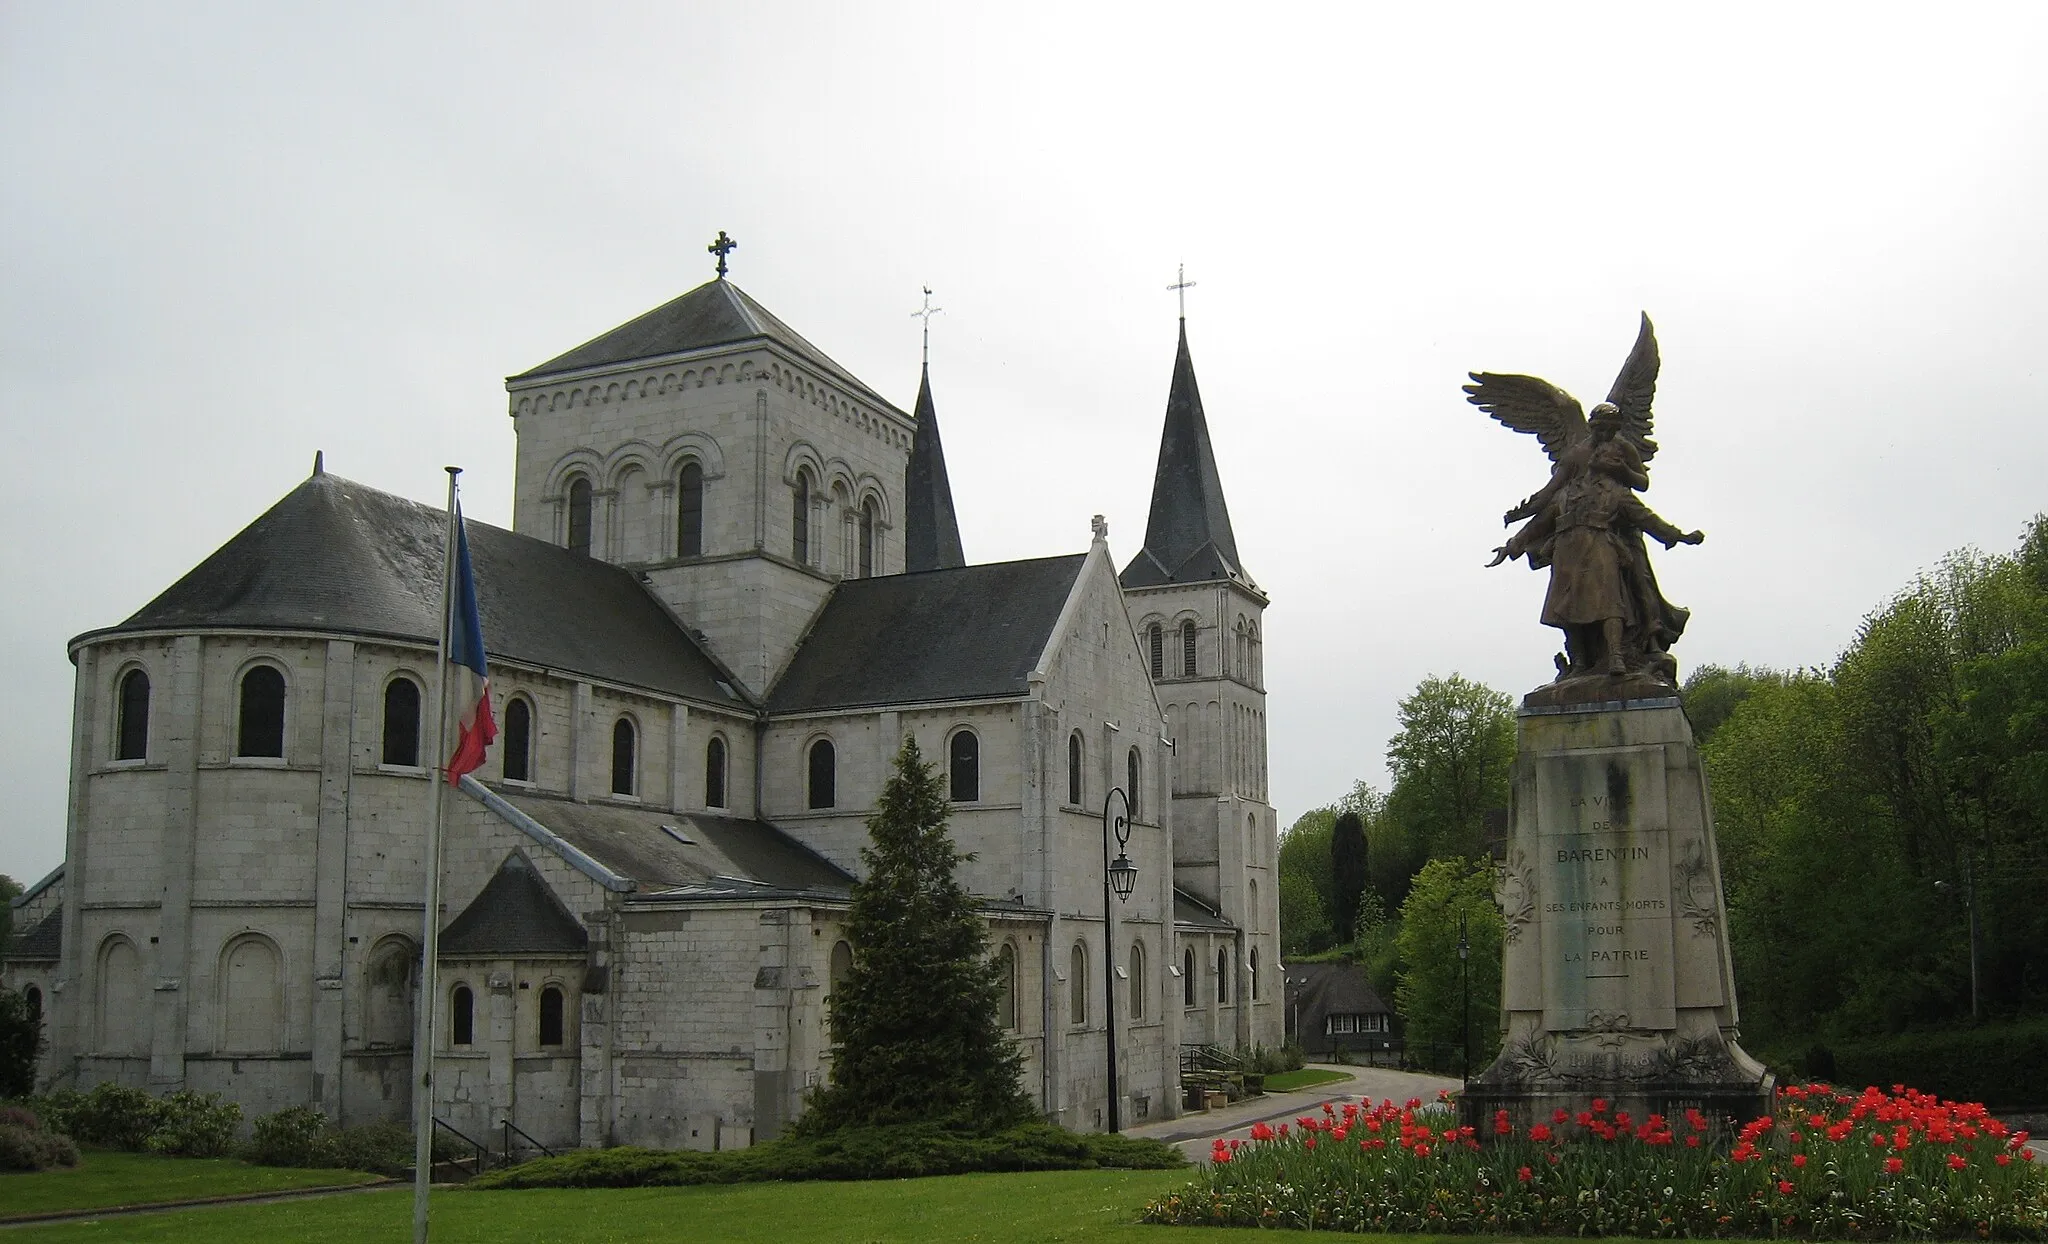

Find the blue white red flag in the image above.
[{"left": 445, "top": 508, "right": 496, "bottom": 785}]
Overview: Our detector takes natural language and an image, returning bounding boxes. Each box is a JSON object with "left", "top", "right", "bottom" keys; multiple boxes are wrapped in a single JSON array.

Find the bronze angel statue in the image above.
[{"left": 1465, "top": 314, "right": 1704, "bottom": 694}]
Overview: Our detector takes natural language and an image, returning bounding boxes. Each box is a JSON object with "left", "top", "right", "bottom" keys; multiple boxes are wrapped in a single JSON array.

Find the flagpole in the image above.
[{"left": 412, "top": 466, "right": 461, "bottom": 1244}]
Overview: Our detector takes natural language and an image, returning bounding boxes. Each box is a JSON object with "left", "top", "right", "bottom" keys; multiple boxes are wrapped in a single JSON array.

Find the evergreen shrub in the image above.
[
  {"left": 61, "top": 1082, "right": 163, "bottom": 1150},
  {"left": 0, "top": 1121, "right": 78, "bottom": 1172},
  {"left": 1821, "top": 1019, "right": 2048, "bottom": 1109},
  {"left": 145, "top": 1090, "right": 241, "bottom": 1157}
]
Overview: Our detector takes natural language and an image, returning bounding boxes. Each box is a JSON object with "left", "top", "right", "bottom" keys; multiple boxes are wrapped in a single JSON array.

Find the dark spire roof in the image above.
[
  {"left": 440, "top": 852, "right": 589, "bottom": 958},
  {"left": 903, "top": 365, "right": 966, "bottom": 573},
  {"left": 1120, "top": 321, "right": 1247, "bottom": 589},
  {"left": 509, "top": 278, "right": 891, "bottom": 408}
]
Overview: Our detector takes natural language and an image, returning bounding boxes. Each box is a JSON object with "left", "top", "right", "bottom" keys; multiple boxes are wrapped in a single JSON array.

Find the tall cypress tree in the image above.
[
  {"left": 800, "top": 736, "right": 1033, "bottom": 1133},
  {"left": 1331, "top": 810, "right": 1370, "bottom": 943}
]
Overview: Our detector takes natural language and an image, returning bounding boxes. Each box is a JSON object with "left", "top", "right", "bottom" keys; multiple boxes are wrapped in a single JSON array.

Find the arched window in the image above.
[
  {"left": 1069, "top": 943, "right": 1087, "bottom": 1025},
  {"left": 221, "top": 935, "right": 282, "bottom": 1054},
  {"left": 1182, "top": 946, "right": 1196, "bottom": 1008},
  {"left": 792, "top": 470, "right": 812, "bottom": 564},
  {"left": 829, "top": 939, "right": 854, "bottom": 1001},
  {"left": 949, "top": 729, "right": 979, "bottom": 802},
  {"left": 1181, "top": 620, "right": 1198, "bottom": 677},
  {"left": 539, "top": 985, "right": 566, "bottom": 1047},
  {"left": 807, "top": 738, "right": 835, "bottom": 809},
  {"left": 676, "top": 461, "right": 704, "bottom": 557},
  {"left": 611, "top": 718, "right": 636, "bottom": 796},
  {"left": 363, "top": 938, "right": 416, "bottom": 1049},
  {"left": 1127, "top": 747, "right": 1142, "bottom": 821},
  {"left": 502, "top": 697, "right": 533, "bottom": 782},
  {"left": 1216, "top": 948, "right": 1231, "bottom": 1005},
  {"left": 451, "top": 984, "right": 475, "bottom": 1046},
  {"left": 705, "top": 735, "right": 728, "bottom": 808},
  {"left": 1067, "top": 732, "right": 1084, "bottom": 806},
  {"left": 116, "top": 668, "right": 149, "bottom": 761},
  {"left": 1235, "top": 617, "right": 1249, "bottom": 675},
  {"left": 1129, "top": 940, "right": 1146, "bottom": 1020},
  {"left": 567, "top": 475, "right": 594, "bottom": 556},
  {"left": 96, "top": 935, "right": 144, "bottom": 1055},
  {"left": 858, "top": 498, "right": 878, "bottom": 577},
  {"left": 1147, "top": 624, "right": 1164, "bottom": 679},
  {"left": 1249, "top": 946, "right": 1261, "bottom": 1001},
  {"left": 23, "top": 984, "right": 41, "bottom": 1027},
  {"left": 1248, "top": 876, "right": 1259, "bottom": 933},
  {"left": 237, "top": 665, "right": 286, "bottom": 758},
  {"left": 381, "top": 676, "right": 421, "bottom": 767},
  {"left": 995, "top": 943, "right": 1017, "bottom": 1030}
]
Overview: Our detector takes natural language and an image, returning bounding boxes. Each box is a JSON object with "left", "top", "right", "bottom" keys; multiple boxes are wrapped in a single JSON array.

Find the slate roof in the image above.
[
  {"left": 1284, "top": 962, "right": 1393, "bottom": 1018},
  {"left": 903, "top": 366, "right": 966, "bottom": 573},
  {"left": 497, "top": 790, "right": 855, "bottom": 899},
  {"left": 1120, "top": 322, "right": 1250, "bottom": 590},
  {"left": 509, "top": 278, "right": 892, "bottom": 407},
  {"left": 441, "top": 853, "right": 588, "bottom": 957},
  {"left": 2, "top": 906, "right": 61, "bottom": 962},
  {"left": 1174, "top": 888, "right": 1236, "bottom": 931},
  {"left": 83, "top": 472, "right": 745, "bottom": 706},
  {"left": 767, "top": 554, "right": 1086, "bottom": 714}
]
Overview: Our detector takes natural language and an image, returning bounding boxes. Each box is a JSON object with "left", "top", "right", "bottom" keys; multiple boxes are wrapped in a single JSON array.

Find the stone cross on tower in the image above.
[
  {"left": 708, "top": 230, "right": 738, "bottom": 279},
  {"left": 911, "top": 286, "right": 943, "bottom": 367},
  {"left": 1168, "top": 263, "right": 1196, "bottom": 320}
]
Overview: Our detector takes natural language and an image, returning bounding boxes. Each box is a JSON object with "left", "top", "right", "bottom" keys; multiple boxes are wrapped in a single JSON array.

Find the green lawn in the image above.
[
  {"left": 1261, "top": 1068, "right": 1353, "bottom": 1092},
  {"left": 1, "top": 1150, "right": 384, "bottom": 1221}
]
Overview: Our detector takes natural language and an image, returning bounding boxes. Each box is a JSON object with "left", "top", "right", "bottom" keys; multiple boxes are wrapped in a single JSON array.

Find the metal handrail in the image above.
[
  {"left": 432, "top": 1116, "right": 489, "bottom": 1175},
  {"left": 500, "top": 1118, "right": 558, "bottom": 1164}
]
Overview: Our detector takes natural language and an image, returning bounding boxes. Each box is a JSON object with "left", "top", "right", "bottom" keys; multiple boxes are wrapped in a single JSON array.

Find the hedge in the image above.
[{"left": 1793, "top": 1017, "right": 2048, "bottom": 1109}]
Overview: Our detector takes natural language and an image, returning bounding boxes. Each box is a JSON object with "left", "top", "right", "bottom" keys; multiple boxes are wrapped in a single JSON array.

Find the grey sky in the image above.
[{"left": 4, "top": 3, "right": 2045, "bottom": 884}]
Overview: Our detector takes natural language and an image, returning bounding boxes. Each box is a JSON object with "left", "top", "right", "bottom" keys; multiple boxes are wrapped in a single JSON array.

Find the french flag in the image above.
[{"left": 445, "top": 509, "right": 496, "bottom": 785}]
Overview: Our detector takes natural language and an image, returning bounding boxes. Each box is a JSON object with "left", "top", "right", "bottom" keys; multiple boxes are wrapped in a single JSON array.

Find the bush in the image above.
[
  {"left": 0, "top": 987, "right": 44, "bottom": 1099},
  {"left": 0, "top": 1103, "right": 41, "bottom": 1131},
  {"left": 145, "top": 1090, "right": 242, "bottom": 1158},
  {"left": 247, "top": 1105, "right": 329, "bottom": 1168},
  {"left": 324, "top": 1122, "right": 420, "bottom": 1176},
  {"left": 245, "top": 1106, "right": 449, "bottom": 1176},
  {"left": 0, "top": 1121, "right": 79, "bottom": 1172},
  {"left": 469, "top": 1121, "right": 1184, "bottom": 1190},
  {"left": 1821, "top": 1019, "right": 2048, "bottom": 1109},
  {"left": 67, "top": 1082, "right": 164, "bottom": 1150}
]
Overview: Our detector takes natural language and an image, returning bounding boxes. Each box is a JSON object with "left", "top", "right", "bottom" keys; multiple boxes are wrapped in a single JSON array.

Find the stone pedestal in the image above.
[{"left": 1461, "top": 695, "right": 1772, "bottom": 1132}]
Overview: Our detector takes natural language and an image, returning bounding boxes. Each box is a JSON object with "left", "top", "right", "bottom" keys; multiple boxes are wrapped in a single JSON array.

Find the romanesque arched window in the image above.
[
  {"left": 1067, "top": 732, "right": 1084, "bottom": 807},
  {"left": 858, "top": 498, "right": 878, "bottom": 578},
  {"left": 363, "top": 937, "right": 416, "bottom": 1049},
  {"left": 23, "top": 984, "right": 41, "bottom": 1027},
  {"left": 1182, "top": 619, "right": 1198, "bottom": 677},
  {"left": 611, "top": 717, "right": 636, "bottom": 796},
  {"left": 237, "top": 665, "right": 286, "bottom": 758},
  {"left": 1127, "top": 747, "right": 1142, "bottom": 821},
  {"left": 1069, "top": 942, "right": 1087, "bottom": 1025},
  {"left": 450, "top": 984, "right": 474, "bottom": 1047},
  {"left": 1249, "top": 946, "right": 1261, "bottom": 1001},
  {"left": 677, "top": 461, "right": 704, "bottom": 557},
  {"left": 567, "top": 475, "right": 594, "bottom": 556},
  {"left": 808, "top": 738, "right": 835, "bottom": 809},
  {"left": 502, "top": 697, "right": 533, "bottom": 783},
  {"left": 792, "top": 470, "right": 813, "bottom": 564},
  {"left": 96, "top": 935, "right": 144, "bottom": 1055},
  {"left": 1148, "top": 624, "right": 1164, "bottom": 679},
  {"left": 221, "top": 934, "right": 283, "bottom": 1054},
  {"left": 705, "top": 735, "right": 728, "bottom": 809},
  {"left": 949, "top": 729, "right": 979, "bottom": 802},
  {"left": 382, "top": 676, "right": 421, "bottom": 767},
  {"left": 829, "top": 939, "right": 854, "bottom": 1003},
  {"left": 1216, "top": 947, "right": 1231, "bottom": 1006},
  {"left": 116, "top": 668, "right": 150, "bottom": 761},
  {"left": 1129, "top": 939, "right": 1146, "bottom": 1020},
  {"left": 1182, "top": 946, "right": 1196, "bottom": 1008},
  {"left": 539, "top": 985, "right": 566, "bottom": 1047},
  {"left": 995, "top": 942, "right": 1017, "bottom": 1030}
]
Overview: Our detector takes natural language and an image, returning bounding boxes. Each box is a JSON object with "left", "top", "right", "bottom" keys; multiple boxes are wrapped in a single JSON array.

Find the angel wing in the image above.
[
  {"left": 1603, "top": 312, "right": 1661, "bottom": 465},
  {"left": 1462, "top": 371, "right": 1588, "bottom": 464}
]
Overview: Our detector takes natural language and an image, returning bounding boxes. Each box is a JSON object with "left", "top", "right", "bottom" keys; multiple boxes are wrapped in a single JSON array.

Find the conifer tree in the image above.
[
  {"left": 1331, "top": 810, "right": 1370, "bottom": 942},
  {"left": 800, "top": 736, "right": 1033, "bottom": 1133}
]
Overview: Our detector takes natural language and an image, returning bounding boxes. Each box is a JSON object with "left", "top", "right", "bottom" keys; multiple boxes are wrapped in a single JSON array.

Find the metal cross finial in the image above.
[
  {"left": 708, "top": 230, "right": 738, "bottom": 279},
  {"left": 911, "top": 285, "right": 943, "bottom": 367},
  {"left": 1168, "top": 263, "right": 1196, "bottom": 320}
]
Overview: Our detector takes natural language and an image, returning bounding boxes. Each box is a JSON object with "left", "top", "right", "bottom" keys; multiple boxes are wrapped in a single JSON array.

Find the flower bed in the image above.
[{"left": 1142, "top": 1084, "right": 2048, "bottom": 1238}]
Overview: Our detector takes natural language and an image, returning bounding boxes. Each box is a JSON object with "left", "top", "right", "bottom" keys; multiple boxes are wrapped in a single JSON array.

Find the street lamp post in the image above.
[
  {"left": 1102, "top": 787, "right": 1138, "bottom": 1132},
  {"left": 1457, "top": 914, "right": 1471, "bottom": 1091}
]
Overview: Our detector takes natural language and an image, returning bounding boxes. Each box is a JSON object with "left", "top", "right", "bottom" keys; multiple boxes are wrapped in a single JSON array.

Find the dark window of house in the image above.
[
  {"left": 1182, "top": 947, "right": 1195, "bottom": 1007},
  {"left": 539, "top": 985, "right": 565, "bottom": 1047},
  {"left": 1182, "top": 620, "right": 1198, "bottom": 676},
  {"left": 382, "top": 677, "right": 421, "bottom": 766},
  {"left": 1067, "top": 732, "right": 1083, "bottom": 806},
  {"left": 949, "top": 730, "right": 979, "bottom": 802},
  {"left": 1217, "top": 948, "right": 1230, "bottom": 1004},
  {"left": 792, "top": 471, "right": 811, "bottom": 564},
  {"left": 677, "top": 461, "right": 704, "bottom": 557},
  {"left": 705, "top": 735, "right": 727, "bottom": 808},
  {"left": 503, "top": 698, "right": 532, "bottom": 782},
  {"left": 116, "top": 668, "right": 150, "bottom": 761},
  {"left": 1069, "top": 943, "right": 1087, "bottom": 1024},
  {"left": 1129, "top": 940, "right": 1146, "bottom": 1020},
  {"left": 611, "top": 718, "right": 636, "bottom": 796},
  {"left": 451, "top": 985, "right": 474, "bottom": 1046},
  {"left": 23, "top": 985, "right": 41, "bottom": 1026},
  {"left": 1148, "top": 624, "right": 1163, "bottom": 679},
  {"left": 858, "top": 499, "right": 877, "bottom": 577},
  {"left": 1127, "top": 748, "right": 1141, "bottom": 821},
  {"left": 1249, "top": 947, "right": 1260, "bottom": 1001},
  {"left": 567, "top": 476, "right": 593, "bottom": 556},
  {"left": 808, "top": 738, "right": 835, "bottom": 809},
  {"left": 238, "top": 666, "right": 286, "bottom": 758}
]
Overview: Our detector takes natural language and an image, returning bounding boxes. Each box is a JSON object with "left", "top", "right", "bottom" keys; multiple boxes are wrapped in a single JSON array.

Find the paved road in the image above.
[{"left": 1125, "top": 1064, "right": 1460, "bottom": 1164}]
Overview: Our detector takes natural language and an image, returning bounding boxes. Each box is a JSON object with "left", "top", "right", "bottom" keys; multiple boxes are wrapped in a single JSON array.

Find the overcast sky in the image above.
[{"left": 4, "top": 3, "right": 2045, "bottom": 886}]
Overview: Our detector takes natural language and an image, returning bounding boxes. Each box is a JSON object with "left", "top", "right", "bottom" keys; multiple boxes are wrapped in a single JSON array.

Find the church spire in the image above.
[
  {"left": 904, "top": 364, "right": 966, "bottom": 572},
  {"left": 1119, "top": 320, "right": 1245, "bottom": 589}
]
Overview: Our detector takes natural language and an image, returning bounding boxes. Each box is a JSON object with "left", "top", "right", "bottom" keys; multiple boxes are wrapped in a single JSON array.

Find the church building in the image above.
[{"left": 4, "top": 258, "right": 1280, "bottom": 1148}]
